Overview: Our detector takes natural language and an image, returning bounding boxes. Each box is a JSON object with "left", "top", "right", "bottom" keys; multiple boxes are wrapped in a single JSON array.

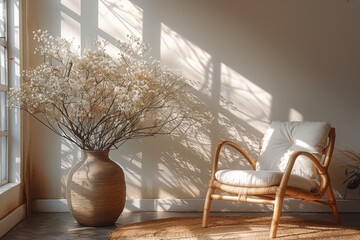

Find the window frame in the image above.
[{"left": 0, "top": 0, "right": 8, "bottom": 187}]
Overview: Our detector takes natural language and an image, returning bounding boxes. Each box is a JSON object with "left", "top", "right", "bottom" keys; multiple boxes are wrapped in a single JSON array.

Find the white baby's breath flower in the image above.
[{"left": 8, "top": 29, "right": 212, "bottom": 150}]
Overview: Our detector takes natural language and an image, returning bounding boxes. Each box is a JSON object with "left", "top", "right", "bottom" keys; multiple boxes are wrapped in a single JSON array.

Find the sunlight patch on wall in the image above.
[
  {"left": 160, "top": 23, "right": 212, "bottom": 93},
  {"left": 217, "top": 111, "right": 259, "bottom": 154},
  {"left": 124, "top": 156, "right": 142, "bottom": 197},
  {"left": 60, "top": 138, "right": 81, "bottom": 196},
  {"left": 60, "top": 2, "right": 80, "bottom": 46},
  {"left": 112, "top": 149, "right": 143, "bottom": 198},
  {"left": 61, "top": 0, "right": 80, "bottom": 15},
  {"left": 289, "top": 108, "right": 303, "bottom": 121},
  {"left": 220, "top": 63, "right": 272, "bottom": 133},
  {"left": 160, "top": 23, "right": 213, "bottom": 156},
  {"left": 99, "top": 0, "right": 143, "bottom": 41}
]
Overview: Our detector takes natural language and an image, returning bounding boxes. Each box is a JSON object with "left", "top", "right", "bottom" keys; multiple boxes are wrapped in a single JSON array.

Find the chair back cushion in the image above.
[{"left": 256, "top": 121, "right": 330, "bottom": 179}]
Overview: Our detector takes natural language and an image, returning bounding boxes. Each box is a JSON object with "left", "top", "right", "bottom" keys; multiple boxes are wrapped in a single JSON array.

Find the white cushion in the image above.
[
  {"left": 256, "top": 121, "right": 330, "bottom": 179},
  {"left": 215, "top": 169, "right": 319, "bottom": 192}
]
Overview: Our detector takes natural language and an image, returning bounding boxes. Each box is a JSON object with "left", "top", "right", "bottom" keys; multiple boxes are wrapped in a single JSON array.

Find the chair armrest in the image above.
[
  {"left": 278, "top": 151, "right": 327, "bottom": 194},
  {"left": 209, "top": 141, "right": 257, "bottom": 181}
]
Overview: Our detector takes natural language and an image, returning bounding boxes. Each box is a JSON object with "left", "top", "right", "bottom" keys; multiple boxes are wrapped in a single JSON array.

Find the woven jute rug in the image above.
[{"left": 109, "top": 215, "right": 360, "bottom": 239}]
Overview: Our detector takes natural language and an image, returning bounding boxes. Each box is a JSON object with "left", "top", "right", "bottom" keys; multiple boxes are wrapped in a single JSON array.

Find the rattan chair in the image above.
[{"left": 202, "top": 121, "right": 340, "bottom": 238}]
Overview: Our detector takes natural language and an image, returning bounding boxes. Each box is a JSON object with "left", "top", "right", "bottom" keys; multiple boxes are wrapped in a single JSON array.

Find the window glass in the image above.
[
  {"left": 0, "top": 136, "right": 7, "bottom": 185},
  {"left": 0, "top": 91, "right": 6, "bottom": 131},
  {"left": 0, "top": 45, "right": 6, "bottom": 85},
  {"left": 0, "top": 0, "right": 4, "bottom": 37}
]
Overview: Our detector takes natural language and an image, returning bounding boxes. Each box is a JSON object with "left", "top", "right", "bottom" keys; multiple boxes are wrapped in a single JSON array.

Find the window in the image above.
[{"left": 0, "top": 0, "right": 7, "bottom": 187}]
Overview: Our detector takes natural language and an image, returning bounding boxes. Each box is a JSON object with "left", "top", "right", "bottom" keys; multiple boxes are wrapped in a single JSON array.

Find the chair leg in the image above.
[
  {"left": 326, "top": 184, "right": 341, "bottom": 224},
  {"left": 270, "top": 195, "right": 284, "bottom": 238},
  {"left": 202, "top": 187, "right": 214, "bottom": 228}
]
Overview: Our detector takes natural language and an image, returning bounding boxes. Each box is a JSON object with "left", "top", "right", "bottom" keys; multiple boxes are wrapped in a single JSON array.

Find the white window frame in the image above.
[
  {"left": 0, "top": 0, "right": 21, "bottom": 188},
  {"left": 0, "top": 0, "right": 8, "bottom": 187},
  {"left": 0, "top": 1, "right": 23, "bottom": 236}
]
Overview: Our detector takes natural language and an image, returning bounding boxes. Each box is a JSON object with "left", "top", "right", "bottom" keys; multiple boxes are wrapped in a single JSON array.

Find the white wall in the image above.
[{"left": 26, "top": 0, "right": 360, "bottom": 205}]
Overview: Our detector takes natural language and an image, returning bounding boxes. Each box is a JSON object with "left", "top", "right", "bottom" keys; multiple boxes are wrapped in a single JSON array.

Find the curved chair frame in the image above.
[{"left": 202, "top": 127, "right": 340, "bottom": 238}]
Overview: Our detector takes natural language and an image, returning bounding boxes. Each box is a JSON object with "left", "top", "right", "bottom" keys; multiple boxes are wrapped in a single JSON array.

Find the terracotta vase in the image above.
[{"left": 66, "top": 150, "right": 126, "bottom": 226}]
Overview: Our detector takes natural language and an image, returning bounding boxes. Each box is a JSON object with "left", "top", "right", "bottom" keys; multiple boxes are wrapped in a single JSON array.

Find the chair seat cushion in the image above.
[{"left": 215, "top": 169, "right": 319, "bottom": 192}]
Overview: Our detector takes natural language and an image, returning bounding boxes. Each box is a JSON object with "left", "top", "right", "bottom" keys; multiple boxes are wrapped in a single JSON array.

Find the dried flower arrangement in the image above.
[{"left": 9, "top": 30, "right": 211, "bottom": 150}]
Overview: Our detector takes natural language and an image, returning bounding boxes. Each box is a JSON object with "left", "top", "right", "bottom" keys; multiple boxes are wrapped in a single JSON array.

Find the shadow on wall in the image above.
[
  {"left": 55, "top": 0, "right": 266, "bottom": 200},
  {"left": 28, "top": 0, "right": 360, "bottom": 201}
]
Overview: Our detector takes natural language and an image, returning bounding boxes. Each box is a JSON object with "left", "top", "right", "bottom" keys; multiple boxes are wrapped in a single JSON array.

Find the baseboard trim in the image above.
[
  {"left": 0, "top": 204, "right": 26, "bottom": 238},
  {"left": 32, "top": 198, "right": 360, "bottom": 213}
]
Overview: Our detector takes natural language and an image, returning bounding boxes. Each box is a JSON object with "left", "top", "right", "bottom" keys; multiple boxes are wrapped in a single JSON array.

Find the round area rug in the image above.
[{"left": 109, "top": 215, "right": 360, "bottom": 240}]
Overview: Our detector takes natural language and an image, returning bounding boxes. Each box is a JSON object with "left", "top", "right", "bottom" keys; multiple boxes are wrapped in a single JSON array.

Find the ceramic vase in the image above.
[{"left": 66, "top": 150, "right": 126, "bottom": 226}]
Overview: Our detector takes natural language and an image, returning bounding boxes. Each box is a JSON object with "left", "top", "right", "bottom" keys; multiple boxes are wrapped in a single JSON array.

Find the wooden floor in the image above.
[{"left": 2, "top": 212, "right": 360, "bottom": 240}]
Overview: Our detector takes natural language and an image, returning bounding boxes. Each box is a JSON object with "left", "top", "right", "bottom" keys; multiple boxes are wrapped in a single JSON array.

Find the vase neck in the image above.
[{"left": 84, "top": 150, "right": 110, "bottom": 161}]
